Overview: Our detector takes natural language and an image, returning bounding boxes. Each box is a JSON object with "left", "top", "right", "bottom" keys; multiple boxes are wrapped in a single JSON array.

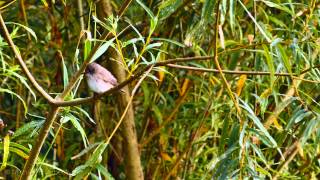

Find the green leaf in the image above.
[
  {"left": 136, "top": 0, "right": 155, "bottom": 20},
  {"left": 263, "top": 45, "right": 275, "bottom": 86},
  {"left": 136, "top": 0, "right": 158, "bottom": 33},
  {"left": 61, "top": 56, "right": 69, "bottom": 89},
  {"left": 72, "top": 142, "right": 108, "bottom": 178},
  {"left": 38, "top": 162, "right": 70, "bottom": 176},
  {"left": 208, "top": 145, "right": 238, "bottom": 170},
  {"left": 202, "top": 0, "right": 215, "bottom": 21},
  {"left": 12, "top": 120, "right": 44, "bottom": 140},
  {"left": 276, "top": 44, "right": 292, "bottom": 74},
  {"left": 158, "top": 0, "right": 183, "bottom": 20},
  {"left": 0, "top": 135, "right": 10, "bottom": 171},
  {"left": 238, "top": 0, "right": 272, "bottom": 42},
  {"left": 151, "top": 38, "right": 185, "bottom": 47},
  {"left": 301, "top": 116, "right": 320, "bottom": 146},
  {"left": 96, "top": 164, "right": 115, "bottom": 179},
  {"left": 260, "top": 0, "right": 293, "bottom": 15},
  {"left": 61, "top": 115, "right": 88, "bottom": 147},
  {"left": 5, "top": 22, "right": 37, "bottom": 41},
  {"left": 90, "top": 38, "right": 115, "bottom": 62},
  {"left": 239, "top": 98, "right": 278, "bottom": 148}
]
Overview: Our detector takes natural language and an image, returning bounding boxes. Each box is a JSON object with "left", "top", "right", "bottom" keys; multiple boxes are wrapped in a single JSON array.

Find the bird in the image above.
[{"left": 84, "top": 62, "right": 120, "bottom": 94}]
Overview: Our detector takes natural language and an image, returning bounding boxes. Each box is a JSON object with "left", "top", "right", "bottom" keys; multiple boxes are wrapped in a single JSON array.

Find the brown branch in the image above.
[
  {"left": 19, "top": 106, "right": 60, "bottom": 179},
  {"left": 0, "top": 12, "right": 55, "bottom": 104},
  {"left": 166, "top": 64, "right": 293, "bottom": 76}
]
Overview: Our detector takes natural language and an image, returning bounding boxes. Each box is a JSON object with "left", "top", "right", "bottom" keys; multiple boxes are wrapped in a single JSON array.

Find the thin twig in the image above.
[{"left": 166, "top": 64, "right": 293, "bottom": 76}]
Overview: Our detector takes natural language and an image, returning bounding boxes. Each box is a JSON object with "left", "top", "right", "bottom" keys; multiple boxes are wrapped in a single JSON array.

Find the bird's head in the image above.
[{"left": 85, "top": 63, "right": 96, "bottom": 75}]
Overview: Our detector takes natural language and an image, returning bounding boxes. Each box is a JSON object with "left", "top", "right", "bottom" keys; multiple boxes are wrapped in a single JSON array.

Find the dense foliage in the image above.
[{"left": 0, "top": 0, "right": 320, "bottom": 179}]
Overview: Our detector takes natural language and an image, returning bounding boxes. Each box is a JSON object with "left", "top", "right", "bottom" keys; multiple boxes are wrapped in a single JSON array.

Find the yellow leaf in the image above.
[
  {"left": 0, "top": 135, "right": 10, "bottom": 171},
  {"left": 179, "top": 78, "right": 190, "bottom": 96},
  {"left": 160, "top": 152, "right": 172, "bottom": 162},
  {"left": 260, "top": 88, "right": 272, "bottom": 98},
  {"left": 297, "top": 142, "right": 304, "bottom": 158},
  {"left": 268, "top": 115, "right": 283, "bottom": 130},
  {"left": 158, "top": 66, "right": 165, "bottom": 83},
  {"left": 236, "top": 75, "right": 247, "bottom": 96}
]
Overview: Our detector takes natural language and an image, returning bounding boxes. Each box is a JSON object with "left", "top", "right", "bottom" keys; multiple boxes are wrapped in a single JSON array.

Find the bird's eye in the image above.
[{"left": 86, "top": 65, "right": 95, "bottom": 74}]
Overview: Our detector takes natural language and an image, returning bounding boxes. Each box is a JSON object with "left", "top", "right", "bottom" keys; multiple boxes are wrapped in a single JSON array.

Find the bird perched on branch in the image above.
[{"left": 85, "top": 62, "right": 121, "bottom": 94}]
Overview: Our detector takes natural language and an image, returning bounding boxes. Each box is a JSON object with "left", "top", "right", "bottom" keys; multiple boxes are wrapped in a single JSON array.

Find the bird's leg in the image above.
[{"left": 93, "top": 93, "right": 100, "bottom": 100}]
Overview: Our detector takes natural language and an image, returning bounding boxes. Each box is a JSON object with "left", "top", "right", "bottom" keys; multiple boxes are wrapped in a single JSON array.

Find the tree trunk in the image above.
[{"left": 96, "top": 1, "right": 144, "bottom": 179}]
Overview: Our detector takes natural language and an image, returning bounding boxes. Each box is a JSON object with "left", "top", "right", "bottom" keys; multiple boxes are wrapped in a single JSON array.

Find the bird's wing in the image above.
[{"left": 99, "top": 68, "right": 118, "bottom": 86}]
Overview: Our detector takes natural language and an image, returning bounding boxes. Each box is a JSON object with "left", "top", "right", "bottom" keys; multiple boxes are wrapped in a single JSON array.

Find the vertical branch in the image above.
[{"left": 19, "top": 106, "right": 60, "bottom": 180}]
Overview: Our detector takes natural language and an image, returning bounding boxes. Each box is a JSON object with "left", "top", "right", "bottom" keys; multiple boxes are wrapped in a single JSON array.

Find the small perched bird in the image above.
[{"left": 85, "top": 62, "right": 120, "bottom": 94}]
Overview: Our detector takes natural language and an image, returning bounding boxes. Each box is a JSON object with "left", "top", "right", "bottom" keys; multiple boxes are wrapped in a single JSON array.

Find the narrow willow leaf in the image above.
[
  {"left": 96, "top": 164, "right": 115, "bottom": 179},
  {"left": 41, "top": 0, "right": 48, "bottom": 7},
  {"left": 0, "top": 143, "right": 29, "bottom": 160},
  {"left": 0, "top": 135, "right": 10, "bottom": 171},
  {"left": 12, "top": 120, "right": 44, "bottom": 140},
  {"left": 152, "top": 104, "right": 163, "bottom": 124},
  {"left": 208, "top": 145, "right": 238, "bottom": 170},
  {"left": 286, "top": 108, "right": 311, "bottom": 131},
  {"left": 62, "top": 115, "right": 88, "bottom": 147},
  {"left": 260, "top": 0, "right": 293, "bottom": 15},
  {"left": 70, "top": 115, "right": 88, "bottom": 147},
  {"left": 90, "top": 38, "right": 115, "bottom": 62},
  {"left": 141, "top": 82, "right": 150, "bottom": 108},
  {"left": 71, "top": 164, "right": 89, "bottom": 177},
  {"left": 122, "top": 37, "right": 145, "bottom": 48},
  {"left": 61, "top": 56, "right": 69, "bottom": 89},
  {"left": 8, "top": 147, "right": 28, "bottom": 159},
  {"left": 84, "top": 38, "right": 91, "bottom": 60},
  {"left": 38, "top": 162, "right": 71, "bottom": 175},
  {"left": 249, "top": 142, "right": 268, "bottom": 166},
  {"left": 135, "top": 0, "right": 158, "bottom": 33},
  {"left": 74, "top": 107, "right": 95, "bottom": 124},
  {"left": 238, "top": 0, "right": 272, "bottom": 42},
  {"left": 239, "top": 98, "right": 277, "bottom": 148},
  {"left": 9, "top": 142, "right": 29, "bottom": 153},
  {"left": 71, "top": 143, "right": 100, "bottom": 160},
  {"left": 136, "top": 0, "right": 155, "bottom": 19},
  {"left": 263, "top": 45, "right": 275, "bottom": 86},
  {"left": 301, "top": 116, "right": 320, "bottom": 146},
  {"left": 5, "top": 22, "right": 37, "bottom": 41},
  {"left": 202, "top": 0, "right": 215, "bottom": 21},
  {"left": 248, "top": 128, "right": 273, "bottom": 148},
  {"left": 229, "top": 0, "right": 236, "bottom": 33},
  {"left": 236, "top": 74, "right": 247, "bottom": 96},
  {"left": 151, "top": 38, "right": 185, "bottom": 47},
  {"left": 146, "top": 42, "right": 163, "bottom": 50},
  {"left": 158, "top": 0, "right": 183, "bottom": 20},
  {"left": 83, "top": 142, "right": 108, "bottom": 168},
  {"left": 269, "top": 16, "right": 287, "bottom": 28},
  {"left": 11, "top": 71, "right": 36, "bottom": 102},
  {"left": 276, "top": 44, "right": 292, "bottom": 74},
  {"left": 72, "top": 142, "right": 108, "bottom": 179}
]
